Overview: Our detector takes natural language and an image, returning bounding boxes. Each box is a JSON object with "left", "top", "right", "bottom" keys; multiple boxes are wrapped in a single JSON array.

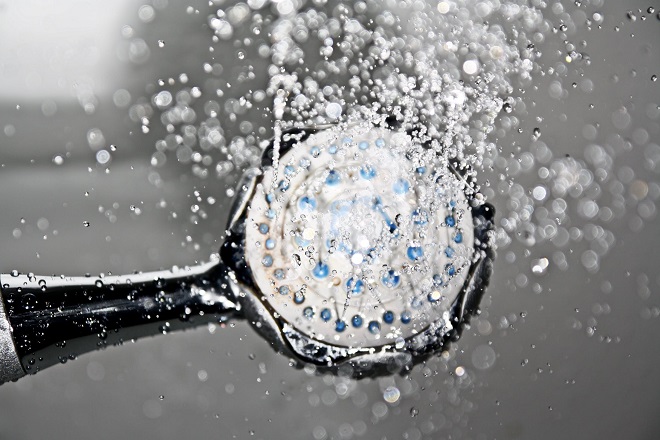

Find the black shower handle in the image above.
[{"left": 0, "top": 262, "right": 240, "bottom": 383}]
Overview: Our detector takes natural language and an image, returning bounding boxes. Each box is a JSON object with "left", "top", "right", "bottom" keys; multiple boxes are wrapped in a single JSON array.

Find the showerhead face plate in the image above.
[{"left": 241, "top": 124, "right": 488, "bottom": 365}]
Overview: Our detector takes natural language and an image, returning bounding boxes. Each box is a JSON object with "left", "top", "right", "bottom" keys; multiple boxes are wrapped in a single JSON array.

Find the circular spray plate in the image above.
[{"left": 245, "top": 124, "right": 479, "bottom": 352}]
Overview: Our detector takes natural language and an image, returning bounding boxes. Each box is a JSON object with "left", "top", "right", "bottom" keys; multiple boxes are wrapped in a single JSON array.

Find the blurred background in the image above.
[{"left": 0, "top": 0, "right": 658, "bottom": 439}]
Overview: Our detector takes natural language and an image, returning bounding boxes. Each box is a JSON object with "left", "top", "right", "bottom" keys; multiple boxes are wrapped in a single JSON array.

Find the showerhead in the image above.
[
  {"left": 0, "top": 122, "right": 494, "bottom": 382},
  {"left": 222, "top": 121, "right": 495, "bottom": 375}
]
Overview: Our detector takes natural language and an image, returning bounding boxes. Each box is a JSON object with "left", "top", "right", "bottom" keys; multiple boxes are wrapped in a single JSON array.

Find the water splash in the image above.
[{"left": 126, "top": 0, "right": 660, "bottom": 424}]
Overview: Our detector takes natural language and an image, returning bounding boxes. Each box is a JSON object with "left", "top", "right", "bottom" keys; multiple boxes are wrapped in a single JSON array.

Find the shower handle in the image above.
[{"left": 0, "top": 262, "right": 240, "bottom": 383}]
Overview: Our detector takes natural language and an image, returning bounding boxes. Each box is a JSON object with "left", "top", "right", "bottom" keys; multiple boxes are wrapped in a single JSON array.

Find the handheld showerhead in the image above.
[
  {"left": 0, "top": 122, "right": 494, "bottom": 383},
  {"left": 227, "top": 122, "right": 494, "bottom": 373}
]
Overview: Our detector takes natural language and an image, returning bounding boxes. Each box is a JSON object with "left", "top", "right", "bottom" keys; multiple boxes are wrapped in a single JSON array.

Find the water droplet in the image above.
[
  {"left": 325, "top": 102, "right": 342, "bottom": 119},
  {"left": 463, "top": 59, "right": 480, "bottom": 75},
  {"left": 383, "top": 386, "right": 400, "bottom": 403},
  {"left": 531, "top": 258, "right": 549, "bottom": 276},
  {"left": 471, "top": 345, "right": 497, "bottom": 370},
  {"left": 96, "top": 150, "right": 111, "bottom": 165}
]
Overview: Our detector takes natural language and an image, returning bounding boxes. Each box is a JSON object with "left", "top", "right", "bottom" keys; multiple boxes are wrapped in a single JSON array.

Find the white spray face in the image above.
[{"left": 245, "top": 124, "right": 479, "bottom": 351}]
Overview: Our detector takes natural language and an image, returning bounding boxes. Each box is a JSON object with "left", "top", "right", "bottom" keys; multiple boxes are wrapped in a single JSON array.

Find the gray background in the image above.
[{"left": 0, "top": 1, "right": 659, "bottom": 439}]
